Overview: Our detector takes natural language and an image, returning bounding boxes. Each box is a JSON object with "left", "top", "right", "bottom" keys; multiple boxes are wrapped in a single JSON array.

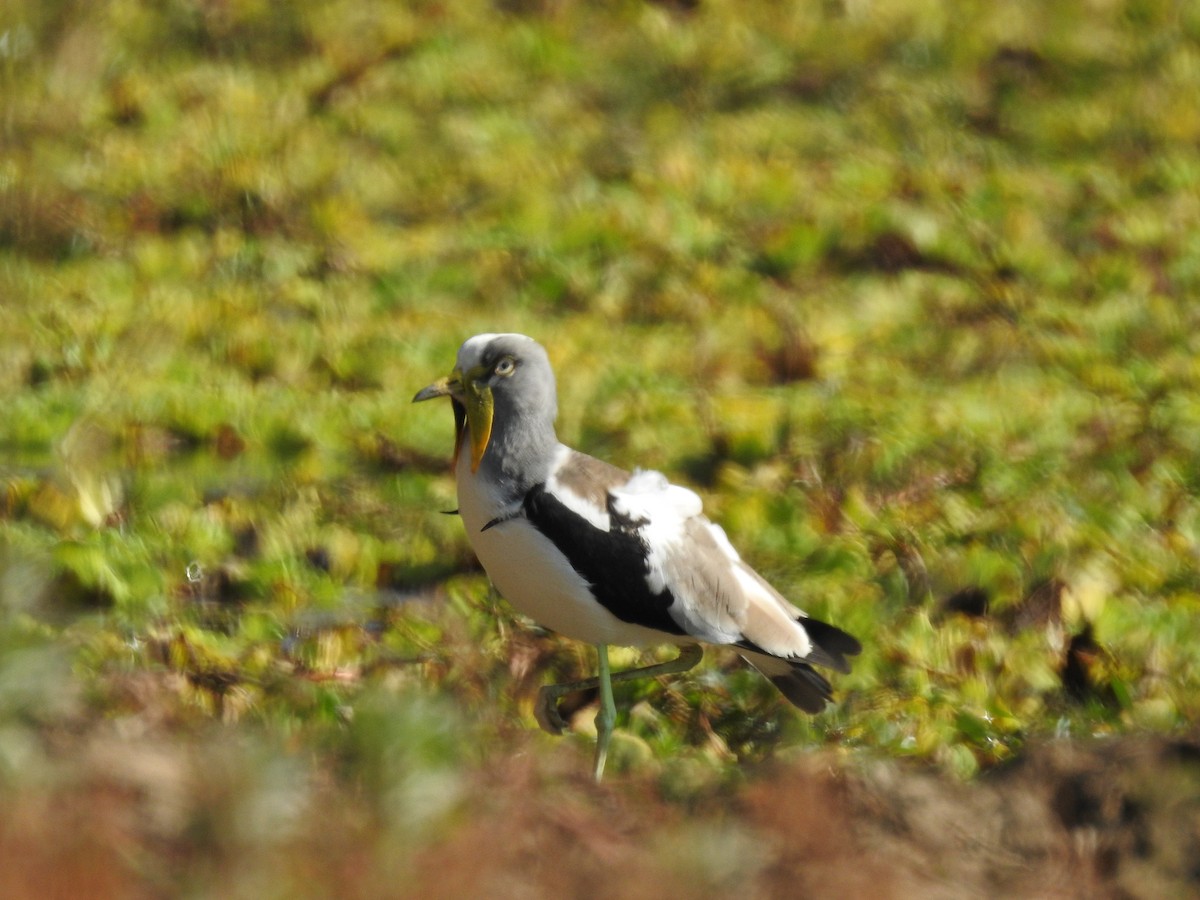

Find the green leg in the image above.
[
  {"left": 532, "top": 644, "right": 705, "bottom": 777},
  {"left": 593, "top": 644, "right": 615, "bottom": 782}
]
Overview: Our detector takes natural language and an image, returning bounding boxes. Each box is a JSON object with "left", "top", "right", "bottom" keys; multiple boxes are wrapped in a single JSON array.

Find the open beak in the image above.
[{"left": 413, "top": 367, "right": 493, "bottom": 473}]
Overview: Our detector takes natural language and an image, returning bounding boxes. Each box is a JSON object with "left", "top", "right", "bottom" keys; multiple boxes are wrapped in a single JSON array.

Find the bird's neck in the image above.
[{"left": 475, "top": 419, "right": 559, "bottom": 503}]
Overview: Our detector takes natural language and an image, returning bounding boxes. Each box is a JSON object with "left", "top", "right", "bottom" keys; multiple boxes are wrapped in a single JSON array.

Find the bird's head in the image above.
[{"left": 413, "top": 333, "right": 557, "bottom": 473}]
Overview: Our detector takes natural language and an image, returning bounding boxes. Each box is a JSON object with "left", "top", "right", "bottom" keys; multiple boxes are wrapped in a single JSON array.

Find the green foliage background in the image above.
[{"left": 1, "top": 0, "right": 1199, "bottom": 885}]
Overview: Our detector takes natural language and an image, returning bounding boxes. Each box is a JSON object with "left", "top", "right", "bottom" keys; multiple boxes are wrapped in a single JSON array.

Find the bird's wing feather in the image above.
[
  {"left": 605, "top": 470, "right": 798, "bottom": 648},
  {"left": 532, "top": 451, "right": 860, "bottom": 673},
  {"left": 610, "top": 468, "right": 859, "bottom": 670},
  {"left": 739, "top": 650, "right": 834, "bottom": 713}
]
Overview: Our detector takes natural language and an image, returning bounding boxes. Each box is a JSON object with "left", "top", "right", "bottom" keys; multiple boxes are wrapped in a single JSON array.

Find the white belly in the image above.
[{"left": 455, "top": 449, "right": 673, "bottom": 647}]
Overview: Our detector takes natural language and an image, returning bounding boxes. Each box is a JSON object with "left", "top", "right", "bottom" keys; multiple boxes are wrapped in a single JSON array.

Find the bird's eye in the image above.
[{"left": 493, "top": 357, "right": 516, "bottom": 377}]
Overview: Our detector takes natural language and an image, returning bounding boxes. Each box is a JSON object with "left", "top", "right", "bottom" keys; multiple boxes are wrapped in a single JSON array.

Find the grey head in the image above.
[
  {"left": 457, "top": 332, "right": 558, "bottom": 426},
  {"left": 414, "top": 333, "right": 560, "bottom": 489}
]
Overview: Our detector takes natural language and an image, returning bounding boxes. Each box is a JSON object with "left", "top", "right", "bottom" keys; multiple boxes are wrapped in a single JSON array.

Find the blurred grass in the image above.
[{"left": 2, "top": 0, "right": 1200, "bottom": 889}]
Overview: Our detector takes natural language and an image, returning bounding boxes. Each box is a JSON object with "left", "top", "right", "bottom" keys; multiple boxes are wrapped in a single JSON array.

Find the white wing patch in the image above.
[
  {"left": 543, "top": 462, "right": 818, "bottom": 661},
  {"left": 609, "top": 470, "right": 703, "bottom": 595},
  {"left": 609, "top": 470, "right": 816, "bottom": 659},
  {"left": 610, "top": 469, "right": 704, "bottom": 520}
]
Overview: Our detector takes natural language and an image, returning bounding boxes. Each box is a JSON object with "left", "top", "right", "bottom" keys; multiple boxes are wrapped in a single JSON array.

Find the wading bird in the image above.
[{"left": 414, "top": 333, "right": 860, "bottom": 779}]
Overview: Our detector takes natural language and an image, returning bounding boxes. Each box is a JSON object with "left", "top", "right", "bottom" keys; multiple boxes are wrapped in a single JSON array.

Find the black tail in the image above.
[
  {"left": 768, "top": 661, "right": 835, "bottom": 713},
  {"left": 740, "top": 616, "right": 861, "bottom": 713},
  {"left": 801, "top": 617, "right": 862, "bottom": 674}
]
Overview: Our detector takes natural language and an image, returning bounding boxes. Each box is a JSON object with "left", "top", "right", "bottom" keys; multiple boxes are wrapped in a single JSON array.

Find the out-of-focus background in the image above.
[{"left": 2, "top": 1, "right": 1199, "bottom": 895}]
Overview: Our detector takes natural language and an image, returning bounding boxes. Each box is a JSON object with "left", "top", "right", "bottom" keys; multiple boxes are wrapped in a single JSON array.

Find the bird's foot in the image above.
[{"left": 534, "top": 686, "right": 569, "bottom": 735}]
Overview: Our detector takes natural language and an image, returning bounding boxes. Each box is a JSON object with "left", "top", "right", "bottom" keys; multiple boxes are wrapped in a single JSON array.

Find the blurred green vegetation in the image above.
[{"left": 2, "top": 0, "right": 1200, "bottom": 877}]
